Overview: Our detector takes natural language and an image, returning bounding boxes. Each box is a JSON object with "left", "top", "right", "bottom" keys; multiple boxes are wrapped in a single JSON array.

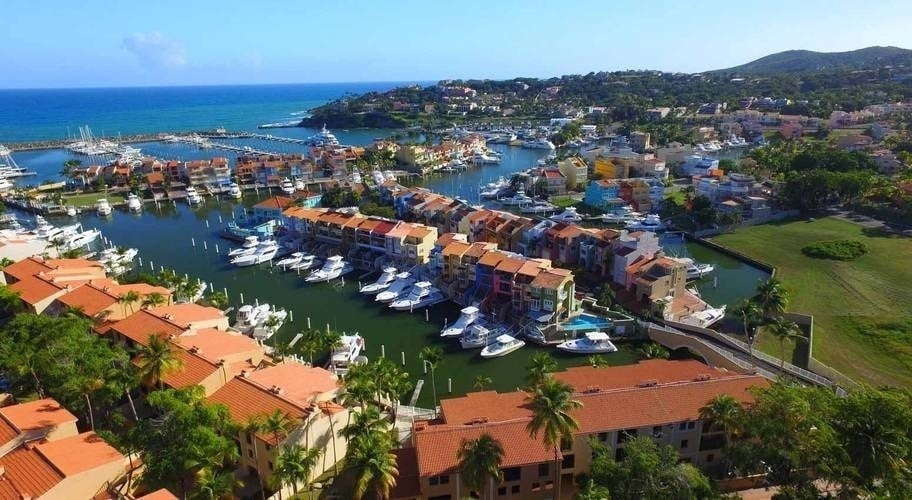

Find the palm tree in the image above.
[
  {"left": 270, "top": 444, "right": 321, "bottom": 497},
  {"left": 340, "top": 406, "right": 389, "bottom": 445},
  {"left": 525, "top": 377, "right": 582, "bottom": 500},
  {"left": 0, "top": 285, "right": 22, "bottom": 316},
  {"left": 698, "top": 394, "right": 742, "bottom": 438},
  {"left": 296, "top": 329, "right": 323, "bottom": 365},
  {"left": 419, "top": 346, "right": 443, "bottom": 409},
  {"left": 319, "top": 402, "right": 343, "bottom": 478},
  {"left": 732, "top": 299, "right": 763, "bottom": 359},
  {"left": 194, "top": 468, "right": 238, "bottom": 500},
  {"left": 755, "top": 278, "right": 789, "bottom": 318},
  {"left": 525, "top": 351, "right": 558, "bottom": 388},
  {"left": 135, "top": 334, "right": 183, "bottom": 389},
  {"left": 767, "top": 317, "right": 804, "bottom": 370},
  {"left": 587, "top": 355, "right": 609, "bottom": 368},
  {"left": 346, "top": 433, "right": 399, "bottom": 500},
  {"left": 263, "top": 410, "right": 295, "bottom": 449},
  {"left": 640, "top": 342, "right": 670, "bottom": 360},
  {"left": 473, "top": 375, "right": 492, "bottom": 391},
  {"left": 121, "top": 290, "right": 141, "bottom": 315},
  {"left": 458, "top": 433, "right": 505, "bottom": 500},
  {"left": 141, "top": 291, "right": 167, "bottom": 309},
  {"left": 243, "top": 416, "right": 268, "bottom": 500}
]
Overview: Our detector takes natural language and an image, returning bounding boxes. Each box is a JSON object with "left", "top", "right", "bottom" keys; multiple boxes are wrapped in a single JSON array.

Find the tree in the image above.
[
  {"left": 699, "top": 394, "right": 743, "bottom": 438},
  {"left": 199, "top": 291, "right": 228, "bottom": 309},
  {"left": 731, "top": 299, "right": 763, "bottom": 359},
  {"left": 754, "top": 278, "right": 789, "bottom": 318},
  {"left": 263, "top": 409, "right": 295, "bottom": 449},
  {"left": 135, "top": 334, "right": 183, "bottom": 390},
  {"left": 458, "top": 433, "right": 505, "bottom": 500},
  {"left": 340, "top": 406, "right": 390, "bottom": 447},
  {"left": 419, "top": 345, "right": 443, "bottom": 409},
  {"left": 345, "top": 432, "right": 399, "bottom": 500},
  {"left": 473, "top": 375, "right": 492, "bottom": 391},
  {"left": 141, "top": 292, "right": 167, "bottom": 309},
  {"left": 242, "top": 416, "right": 268, "bottom": 500},
  {"left": 525, "top": 351, "right": 558, "bottom": 388},
  {"left": 640, "top": 342, "right": 670, "bottom": 359},
  {"left": 525, "top": 377, "right": 582, "bottom": 500},
  {"left": 270, "top": 444, "right": 321, "bottom": 496},
  {"left": 118, "top": 290, "right": 141, "bottom": 316},
  {"left": 587, "top": 355, "right": 609, "bottom": 368},
  {"left": 767, "top": 318, "right": 804, "bottom": 370},
  {"left": 0, "top": 285, "right": 22, "bottom": 316},
  {"left": 193, "top": 468, "right": 238, "bottom": 500}
]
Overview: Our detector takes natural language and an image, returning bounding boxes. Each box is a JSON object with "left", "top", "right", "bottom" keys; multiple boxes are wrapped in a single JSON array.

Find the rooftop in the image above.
[
  {"left": 8, "top": 276, "right": 63, "bottom": 305},
  {"left": 244, "top": 363, "right": 339, "bottom": 405},
  {"left": 161, "top": 347, "right": 221, "bottom": 389},
  {"left": 36, "top": 432, "right": 124, "bottom": 476},
  {"left": 54, "top": 283, "right": 117, "bottom": 317},
  {"left": 174, "top": 327, "right": 263, "bottom": 362},
  {"left": 0, "top": 447, "right": 63, "bottom": 498},
  {"left": 254, "top": 196, "right": 294, "bottom": 210},
  {"left": 207, "top": 376, "right": 312, "bottom": 445},
  {"left": 0, "top": 398, "right": 77, "bottom": 434},
  {"left": 107, "top": 310, "right": 186, "bottom": 346},
  {"left": 554, "top": 360, "right": 738, "bottom": 392},
  {"left": 146, "top": 303, "right": 226, "bottom": 328}
]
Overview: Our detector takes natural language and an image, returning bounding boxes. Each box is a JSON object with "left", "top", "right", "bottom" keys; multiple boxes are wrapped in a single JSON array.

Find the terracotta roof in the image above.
[
  {"left": 206, "top": 376, "right": 312, "bottom": 445},
  {"left": 137, "top": 489, "right": 179, "bottom": 500},
  {"left": 531, "top": 269, "right": 571, "bottom": 289},
  {"left": 0, "top": 416, "right": 18, "bottom": 449},
  {"left": 55, "top": 283, "right": 117, "bottom": 316},
  {"left": 8, "top": 276, "right": 63, "bottom": 305},
  {"left": 44, "top": 258, "right": 105, "bottom": 270},
  {"left": 555, "top": 360, "right": 739, "bottom": 392},
  {"left": 245, "top": 363, "right": 338, "bottom": 406},
  {"left": 106, "top": 283, "right": 172, "bottom": 298},
  {"left": 36, "top": 432, "right": 124, "bottom": 476},
  {"left": 161, "top": 348, "right": 221, "bottom": 389},
  {"left": 464, "top": 242, "right": 495, "bottom": 258},
  {"left": 356, "top": 218, "right": 384, "bottom": 232},
  {"left": 435, "top": 233, "right": 466, "bottom": 248},
  {"left": 517, "top": 260, "right": 548, "bottom": 277},
  {"left": 440, "top": 391, "right": 531, "bottom": 424},
  {"left": 146, "top": 303, "right": 226, "bottom": 328},
  {"left": 494, "top": 256, "right": 525, "bottom": 274},
  {"left": 0, "top": 447, "right": 63, "bottom": 498},
  {"left": 466, "top": 209, "right": 495, "bottom": 223},
  {"left": 2, "top": 256, "right": 51, "bottom": 282},
  {"left": 477, "top": 251, "right": 506, "bottom": 267},
  {"left": 389, "top": 447, "right": 422, "bottom": 499},
  {"left": 384, "top": 222, "right": 413, "bottom": 239},
  {"left": 0, "top": 398, "right": 77, "bottom": 433},
  {"left": 556, "top": 223, "right": 585, "bottom": 239},
  {"left": 107, "top": 310, "right": 185, "bottom": 346},
  {"left": 407, "top": 225, "right": 434, "bottom": 239},
  {"left": 372, "top": 220, "right": 398, "bottom": 235},
  {"left": 174, "top": 328, "right": 262, "bottom": 361},
  {"left": 254, "top": 196, "right": 294, "bottom": 210}
]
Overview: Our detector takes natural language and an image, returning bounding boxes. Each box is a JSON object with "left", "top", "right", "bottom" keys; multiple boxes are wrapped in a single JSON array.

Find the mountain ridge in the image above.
[{"left": 710, "top": 46, "right": 912, "bottom": 75}]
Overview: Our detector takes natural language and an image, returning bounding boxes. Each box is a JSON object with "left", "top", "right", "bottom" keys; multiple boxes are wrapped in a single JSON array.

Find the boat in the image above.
[
  {"left": 304, "top": 255, "right": 354, "bottom": 283},
  {"left": 389, "top": 281, "right": 445, "bottom": 311},
  {"left": 235, "top": 303, "right": 270, "bottom": 333},
  {"left": 331, "top": 333, "right": 364, "bottom": 366},
  {"left": 280, "top": 178, "right": 295, "bottom": 195},
  {"left": 289, "top": 255, "right": 320, "bottom": 272},
  {"left": 186, "top": 186, "right": 203, "bottom": 205},
  {"left": 459, "top": 323, "right": 502, "bottom": 348},
  {"left": 522, "top": 138, "right": 556, "bottom": 150},
  {"left": 95, "top": 199, "right": 112, "bottom": 216},
  {"left": 65, "top": 206, "right": 78, "bottom": 217},
  {"left": 126, "top": 193, "right": 142, "bottom": 212},
  {"left": 556, "top": 331, "right": 618, "bottom": 354},
  {"left": 293, "top": 178, "right": 306, "bottom": 191},
  {"left": 549, "top": 207, "right": 583, "bottom": 223},
  {"left": 228, "top": 236, "right": 261, "bottom": 257},
  {"left": 61, "top": 228, "right": 101, "bottom": 250},
  {"left": 375, "top": 272, "right": 416, "bottom": 303},
  {"left": 228, "top": 183, "right": 242, "bottom": 199},
  {"left": 480, "top": 334, "right": 526, "bottom": 358},
  {"left": 310, "top": 124, "right": 340, "bottom": 147},
  {"left": 471, "top": 152, "right": 501, "bottom": 164},
  {"left": 275, "top": 252, "right": 307, "bottom": 269},
  {"left": 34, "top": 216, "right": 80, "bottom": 241},
  {"left": 677, "top": 305, "right": 727, "bottom": 329},
  {"left": 252, "top": 308, "right": 288, "bottom": 340},
  {"left": 359, "top": 267, "right": 398, "bottom": 295},
  {"left": 601, "top": 207, "right": 642, "bottom": 224},
  {"left": 673, "top": 257, "right": 715, "bottom": 280},
  {"left": 497, "top": 190, "right": 534, "bottom": 206},
  {"left": 625, "top": 214, "right": 666, "bottom": 232},
  {"left": 441, "top": 306, "right": 481, "bottom": 338},
  {"left": 0, "top": 177, "right": 13, "bottom": 191},
  {"left": 520, "top": 201, "right": 558, "bottom": 214},
  {"left": 98, "top": 247, "right": 139, "bottom": 265},
  {"left": 230, "top": 240, "right": 279, "bottom": 267}
]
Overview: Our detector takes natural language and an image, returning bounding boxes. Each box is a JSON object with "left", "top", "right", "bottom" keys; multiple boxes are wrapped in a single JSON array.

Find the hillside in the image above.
[{"left": 711, "top": 46, "right": 912, "bottom": 75}]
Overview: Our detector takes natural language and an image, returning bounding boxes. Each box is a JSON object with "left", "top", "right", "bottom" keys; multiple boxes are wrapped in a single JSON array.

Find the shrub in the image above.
[{"left": 801, "top": 239, "right": 868, "bottom": 261}]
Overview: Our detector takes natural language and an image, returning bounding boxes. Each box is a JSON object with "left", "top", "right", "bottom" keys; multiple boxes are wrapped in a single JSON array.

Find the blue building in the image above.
[{"left": 584, "top": 180, "right": 625, "bottom": 210}]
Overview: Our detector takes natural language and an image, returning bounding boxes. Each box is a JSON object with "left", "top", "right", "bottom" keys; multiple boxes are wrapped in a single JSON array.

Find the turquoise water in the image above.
[{"left": 559, "top": 313, "right": 613, "bottom": 331}]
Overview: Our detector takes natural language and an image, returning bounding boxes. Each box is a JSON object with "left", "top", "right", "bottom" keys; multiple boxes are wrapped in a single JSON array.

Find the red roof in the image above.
[
  {"left": 161, "top": 348, "right": 221, "bottom": 389},
  {"left": 8, "top": 276, "right": 63, "bottom": 306},
  {"left": 207, "top": 376, "right": 312, "bottom": 445},
  {"left": 389, "top": 448, "right": 422, "bottom": 499},
  {"left": 107, "top": 310, "right": 185, "bottom": 346},
  {"left": 2, "top": 256, "right": 51, "bottom": 282},
  {"left": 0, "top": 447, "right": 63, "bottom": 498},
  {"left": 554, "top": 359, "right": 739, "bottom": 393},
  {"left": 36, "top": 432, "right": 124, "bottom": 476},
  {"left": 0, "top": 398, "right": 77, "bottom": 434}
]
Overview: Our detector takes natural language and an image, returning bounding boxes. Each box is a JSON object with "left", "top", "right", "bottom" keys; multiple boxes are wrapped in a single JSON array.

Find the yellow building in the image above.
[{"left": 593, "top": 157, "right": 629, "bottom": 179}]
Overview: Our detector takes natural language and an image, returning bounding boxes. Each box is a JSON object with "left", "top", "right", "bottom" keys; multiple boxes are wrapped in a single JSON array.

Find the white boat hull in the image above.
[{"left": 480, "top": 340, "right": 526, "bottom": 358}]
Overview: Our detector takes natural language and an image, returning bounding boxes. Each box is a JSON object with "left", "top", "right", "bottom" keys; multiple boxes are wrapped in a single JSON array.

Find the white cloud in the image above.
[{"left": 122, "top": 32, "right": 186, "bottom": 69}]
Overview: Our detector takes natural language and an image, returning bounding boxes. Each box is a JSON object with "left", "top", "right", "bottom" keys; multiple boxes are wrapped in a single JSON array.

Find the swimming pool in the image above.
[{"left": 559, "top": 313, "right": 612, "bottom": 331}]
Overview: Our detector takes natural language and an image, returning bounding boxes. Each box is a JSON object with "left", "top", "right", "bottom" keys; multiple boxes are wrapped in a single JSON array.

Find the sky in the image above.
[{"left": 3, "top": 0, "right": 911, "bottom": 89}]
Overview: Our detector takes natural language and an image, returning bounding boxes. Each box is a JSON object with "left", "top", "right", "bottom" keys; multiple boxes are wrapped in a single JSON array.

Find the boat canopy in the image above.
[
  {"left": 527, "top": 310, "right": 553, "bottom": 323},
  {"left": 495, "top": 334, "right": 515, "bottom": 344},
  {"left": 585, "top": 331, "right": 610, "bottom": 341},
  {"left": 461, "top": 306, "right": 479, "bottom": 315}
]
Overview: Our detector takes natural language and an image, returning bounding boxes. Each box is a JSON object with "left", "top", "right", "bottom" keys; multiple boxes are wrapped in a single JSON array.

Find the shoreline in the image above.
[{"left": 4, "top": 130, "right": 248, "bottom": 152}]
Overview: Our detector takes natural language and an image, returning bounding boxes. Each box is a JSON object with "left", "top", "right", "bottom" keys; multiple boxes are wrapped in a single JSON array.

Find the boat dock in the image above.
[
  {"left": 247, "top": 133, "right": 313, "bottom": 146},
  {"left": 171, "top": 136, "right": 275, "bottom": 155}
]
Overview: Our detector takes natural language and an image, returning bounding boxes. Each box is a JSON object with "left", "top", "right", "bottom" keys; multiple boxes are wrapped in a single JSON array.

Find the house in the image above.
[
  {"left": 403, "top": 360, "right": 768, "bottom": 499},
  {"left": 584, "top": 180, "right": 626, "bottom": 211},
  {"left": 557, "top": 157, "right": 588, "bottom": 190},
  {"left": 252, "top": 196, "right": 295, "bottom": 224},
  {"left": 592, "top": 157, "right": 628, "bottom": 179},
  {"left": 537, "top": 168, "right": 568, "bottom": 196},
  {"left": 611, "top": 231, "right": 661, "bottom": 287},
  {"left": 646, "top": 107, "right": 671, "bottom": 120},
  {"left": 51, "top": 281, "right": 173, "bottom": 322},
  {"left": 679, "top": 155, "right": 720, "bottom": 176},
  {"left": 632, "top": 256, "right": 687, "bottom": 308},
  {"left": 629, "top": 131, "right": 652, "bottom": 152},
  {"left": 869, "top": 149, "right": 908, "bottom": 174},
  {"left": 779, "top": 121, "right": 804, "bottom": 139},
  {"left": 183, "top": 158, "right": 231, "bottom": 187},
  {"left": 3, "top": 257, "right": 111, "bottom": 314}
]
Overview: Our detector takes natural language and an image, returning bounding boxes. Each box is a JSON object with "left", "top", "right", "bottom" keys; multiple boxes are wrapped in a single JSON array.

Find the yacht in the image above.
[
  {"left": 389, "top": 281, "right": 445, "bottom": 311},
  {"left": 459, "top": 323, "right": 499, "bottom": 349},
  {"left": 677, "top": 305, "right": 727, "bottom": 329},
  {"left": 359, "top": 267, "right": 398, "bottom": 295},
  {"left": 331, "top": 334, "right": 364, "bottom": 366},
  {"left": 289, "top": 255, "right": 320, "bottom": 272},
  {"left": 498, "top": 190, "right": 534, "bottom": 206},
  {"left": 280, "top": 178, "right": 295, "bottom": 195},
  {"left": 310, "top": 124, "right": 340, "bottom": 146},
  {"left": 230, "top": 240, "right": 279, "bottom": 267},
  {"left": 520, "top": 201, "right": 557, "bottom": 214},
  {"left": 471, "top": 151, "right": 501, "bottom": 164},
  {"left": 186, "top": 186, "right": 203, "bottom": 205},
  {"left": 235, "top": 303, "right": 270, "bottom": 333},
  {"left": 126, "top": 193, "right": 142, "bottom": 212},
  {"left": 65, "top": 206, "right": 78, "bottom": 217},
  {"left": 601, "top": 207, "right": 642, "bottom": 224},
  {"left": 549, "top": 207, "right": 583, "bottom": 223},
  {"left": 480, "top": 334, "right": 526, "bottom": 358},
  {"left": 95, "top": 199, "right": 112, "bottom": 216},
  {"left": 556, "top": 331, "right": 618, "bottom": 354},
  {"left": 228, "top": 236, "right": 261, "bottom": 257},
  {"left": 293, "top": 178, "right": 306, "bottom": 191},
  {"left": 375, "top": 272, "right": 416, "bottom": 303},
  {"left": 441, "top": 306, "right": 481, "bottom": 338},
  {"left": 305, "top": 255, "right": 354, "bottom": 283},
  {"left": 34, "top": 216, "right": 79, "bottom": 241},
  {"left": 228, "top": 183, "right": 242, "bottom": 199},
  {"left": 99, "top": 247, "right": 139, "bottom": 265},
  {"left": 0, "top": 177, "right": 13, "bottom": 191},
  {"left": 625, "top": 214, "right": 666, "bottom": 232},
  {"left": 523, "top": 138, "right": 556, "bottom": 150},
  {"left": 252, "top": 308, "right": 288, "bottom": 341},
  {"left": 673, "top": 257, "right": 715, "bottom": 280},
  {"left": 275, "top": 252, "right": 307, "bottom": 269},
  {"left": 61, "top": 228, "right": 101, "bottom": 251}
]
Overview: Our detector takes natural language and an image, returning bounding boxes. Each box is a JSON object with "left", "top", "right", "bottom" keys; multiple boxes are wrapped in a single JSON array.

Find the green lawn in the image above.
[
  {"left": 711, "top": 217, "right": 912, "bottom": 388},
  {"left": 61, "top": 192, "right": 126, "bottom": 207}
]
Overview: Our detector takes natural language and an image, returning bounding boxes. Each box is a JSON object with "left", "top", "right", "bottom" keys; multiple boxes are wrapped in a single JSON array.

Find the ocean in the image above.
[{"left": 0, "top": 82, "right": 429, "bottom": 143}]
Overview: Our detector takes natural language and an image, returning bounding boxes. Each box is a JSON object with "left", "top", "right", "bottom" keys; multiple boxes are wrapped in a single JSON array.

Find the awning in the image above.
[{"left": 527, "top": 310, "right": 554, "bottom": 323}]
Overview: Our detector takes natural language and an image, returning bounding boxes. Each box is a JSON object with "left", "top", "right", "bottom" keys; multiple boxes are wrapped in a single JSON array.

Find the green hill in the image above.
[{"left": 711, "top": 46, "right": 912, "bottom": 75}]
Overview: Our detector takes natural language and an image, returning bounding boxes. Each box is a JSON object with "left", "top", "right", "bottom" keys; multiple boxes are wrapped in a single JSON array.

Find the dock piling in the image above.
[
  {"left": 215, "top": 244, "right": 219, "bottom": 254},
  {"left": 381, "top": 345, "right": 385, "bottom": 358},
  {"left": 203, "top": 241, "right": 207, "bottom": 250},
  {"left": 425, "top": 309, "right": 429, "bottom": 322},
  {"left": 448, "top": 378, "right": 452, "bottom": 393},
  {"left": 240, "top": 292, "right": 245, "bottom": 304},
  {"left": 218, "top": 215, "right": 223, "bottom": 224},
  {"left": 191, "top": 238, "right": 196, "bottom": 247},
  {"left": 306, "top": 317, "right": 311, "bottom": 329},
  {"left": 401, "top": 351, "right": 405, "bottom": 365},
  {"left": 205, "top": 220, "right": 209, "bottom": 228},
  {"left": 289, "top": 310, "right": 294, "bottom": 322}
]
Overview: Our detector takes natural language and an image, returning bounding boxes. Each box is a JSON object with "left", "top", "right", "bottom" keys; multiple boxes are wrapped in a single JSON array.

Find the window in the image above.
[
  {"left": 617, "top": 428, "right": 637, "bottom": 444},
  {"left": 560, "top": 437, "right": 573, "bottom": 451},
  {"left": 532, "top": 482, "right": 541, "bottom": 492},
  {"left": 707, "top": 453, "right": 715, "bottom": 463},
  {"left": 503, "top": 467, "right": 521, "bottom": 482},
  {"left": 678, "top": 422, "right": 687, "bottom": 431},
  {"left": 653, "top": 425, "right": 662, "bottom": 435},
  {"left": 680, "top": 439, "right": 689, "bottom": 449},
  {"left": 429, "top": 475, "right": 450, "bottom": 486},
  {"left": 511, "top": 485, "right": 520, "bottom": 494},
  {"left": 440, "top": 475, "right": 450, "bottom": 485},
  {"left": 597, "top": 432, "right": 609, "bottom": 442},
  {"left": 245, "top": 432, "right": 252, "bottom": 445},
  {"left": 688, "top": 421, "right": 696, "bottom": 430},
  {"left": 497, "top": 487, "right": 507, "bottom": 496},
  {"left": 562, "top": 454, "right": 575, "bottom": 469},
  {"left": 538, "top": 463, "right": 550, "bottom": 477},
  {"left": 615, "top": 447, "right": 626, "bottom": 462}
]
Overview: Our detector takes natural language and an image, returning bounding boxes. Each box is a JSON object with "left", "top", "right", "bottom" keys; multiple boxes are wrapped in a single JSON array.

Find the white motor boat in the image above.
[
  {"left": 480, "top": 334, "right": 526, "bottom": 358},
  {"left": 305, "top": 255, "right": 354, "bottom": 283},
  {"left": 126, "top": 193, "right": 142, "bottom": 212},
  {"left": 289, "top": 255, "right": 319, "bottom": 272},
  {"left": 280, "top": 178, "right": 295, "bottom": 195},
  {"left": 186, "top": 186, "right": 202, "bottom": 205},
  {"left": 235, "top": 303, "right": 270, "bottom": 333},
  {"left": 62, "top": 228, "right": 101, "bottom": 250},
  {"left": 0, "top": 177, "right": 13, "bottom": 191},
  {"left": 522, "top": 138, "right": 556, "bottom": 150},
  {"left": 459, "top": 323, "right": 499, "bottom": 349},
  {"left": 34, "top": 216, "right": 79, "bottom": 241},
  {"left": 275, "top": 252, "right": 306, "bottom": 269},
  {"left": 441, "top": 306, "right": 481, "bottom": 338},
  {"left": 498, "top": 190, "right": 534, "bottom": 206},
  {"left": 674, "top": 257, "right": 715, "bottom": 280},
  {"left": 66, "top": 206, "right": 78, "bottom": 217},
  {"left": 359, "top": 267, "right": 398, "bottom": 295},
  {"left": 549, "top": 207, "right": 583, "bottom": 223},
  {"left": 228, "top": 183, "right": 242, "bottom": 199},
  {"left": 230, "top": 240, "right": 279, "bottom": 267},
  {"left": 471, "top": 152, "right": 500, "bottom": 164},
  {"left": 228, "top": 236, "right": 260, "bottom": 257},
  {"left": 294, "top": 178, "right": 306, "bottom": 191},
  {"left": 99, "top": 247, "right": 139, "bottom": 265},
  {"left": 520, "top": 201, "right": 557, "bottom": 214},
  {"left": 676, "top": 305, "right": 727, "bottom": 329},
  {"left": 332, "top": 334, "right": 364, "bottom": 366},
  {"left": 96, "top": 199, "right": 112, "bottom": 216},
  {"left": 252, "top": 308, "right": 288, "bottom": 340},
  {"left": 556, "top": 331, "right": 618, "bottom": 354},
  {"left": 625, "top": 214, "right": 666, "bottom": 232},
  {"left": 389, "top": 281, "right": 445, "bottom": 311},
  {"left": 375, "top": 272, "right": 415, "bottom": 303}
]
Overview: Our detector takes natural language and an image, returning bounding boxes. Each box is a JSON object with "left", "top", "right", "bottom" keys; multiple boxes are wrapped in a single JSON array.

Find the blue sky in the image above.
[{"left": 3, "top": 0, "right": 910, "bottom": 88}]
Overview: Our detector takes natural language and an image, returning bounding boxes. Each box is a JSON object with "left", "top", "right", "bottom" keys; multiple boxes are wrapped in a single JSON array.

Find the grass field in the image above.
[
  {"left": 711, "top": 217, "right": 912, "bottom": 388},
  {"left": 61, "top": 192, "right": 126, "bottom": 207}
]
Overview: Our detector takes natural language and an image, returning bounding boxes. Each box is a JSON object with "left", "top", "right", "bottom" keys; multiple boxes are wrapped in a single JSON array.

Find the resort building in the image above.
[
  {"left": 2, "top": 257, "right": 113, "bottom": 314},
  {"left": 557, "top": 156, "right": 589, "bottom": 190},
  {"left": 399, "top": 360, "right": 767, "bottom": 499},
  {"left": 183, "top": 157, "right": 231, "bottom": 187}
]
